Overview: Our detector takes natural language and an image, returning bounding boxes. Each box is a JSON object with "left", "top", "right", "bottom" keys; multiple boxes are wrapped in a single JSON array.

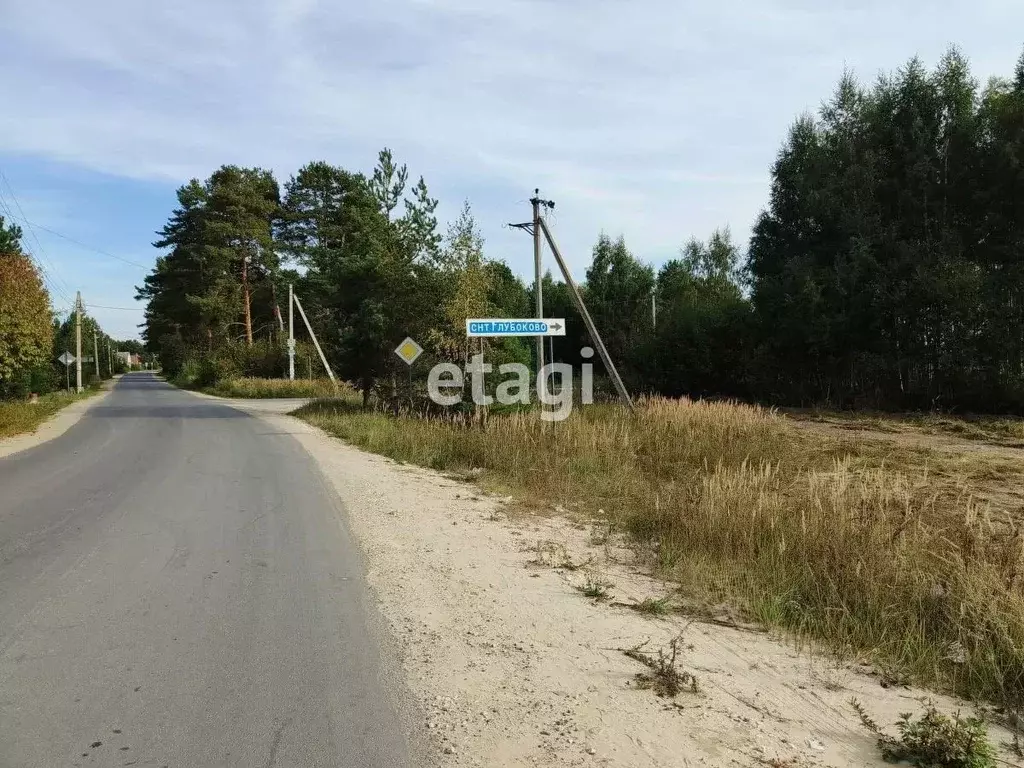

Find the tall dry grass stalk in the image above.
[
  {"left": 297, "top": 395, "right": 1024, "bottom": 702},
  {"left": 209, "top": 377, "right": 346, "bottom": 399}
]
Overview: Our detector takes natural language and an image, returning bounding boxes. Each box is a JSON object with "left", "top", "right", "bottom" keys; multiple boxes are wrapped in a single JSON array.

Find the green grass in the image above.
[
  {"left": 294, "top": 396, "right": 1024, "bottom": 705},
  {"left": 0, "top": 386, "right": 101, "bottom": 440}
]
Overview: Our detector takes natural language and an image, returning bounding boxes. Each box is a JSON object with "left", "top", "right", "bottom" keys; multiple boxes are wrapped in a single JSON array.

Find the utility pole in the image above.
[
  {"left": 108, "top": 340, "right": 113, "bottom": 377},
  {"left": 241, "top": 252, "right": 253, "bottom": 346},
  {"left": 651, "top": 288, "right": 657, "bottom": 330},
  {"left": 531, "top": 193, "right": 544, "bottom": 378},
  {"left": 93, "top": 328, "right": 100, "bottom": 379},
  {"left": 510, "top": 191, "right": 557, "bottom": 407},
  {"left": 271, "top": 282, "right": 284, "bottom": 339},
  {"left": 292, "top": 292, "right": 338, "bottom": 393},
  {"left": 538, "top": 217, "right": 634, "bottom": 410},
  {"left": 75, "top": 292, "right": 83, "bottom": 393},
  {"left": 288, "top": 284, "right": 295, "bottom": 381},
  {"left": 515, "top": 191, "right": 555, "bottom": 380}
]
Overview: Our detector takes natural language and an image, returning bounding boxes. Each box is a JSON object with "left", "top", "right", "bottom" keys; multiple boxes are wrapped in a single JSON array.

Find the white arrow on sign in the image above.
[
  {"left": 57, "top": 351, "right": 76, "bottom": 365},
  {"left": 466, "top": 318, "right": 566, "bottom": 337}
]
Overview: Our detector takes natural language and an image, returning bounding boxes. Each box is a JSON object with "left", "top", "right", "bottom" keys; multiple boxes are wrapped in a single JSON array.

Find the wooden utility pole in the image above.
[
  {"left": 75, "top": 292, "right": 83, "bottom": 393},
  {"left": 241, "top": 252, "right": 253, "bottom": 345}
]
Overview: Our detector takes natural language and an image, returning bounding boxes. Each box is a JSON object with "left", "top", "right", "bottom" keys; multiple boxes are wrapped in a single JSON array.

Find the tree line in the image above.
[
  {"left": 0, "top": 215, "right": 134, "bottom": 398},
  {"left": 142, "top": 47, "right": 1024, "bottom": 413}
]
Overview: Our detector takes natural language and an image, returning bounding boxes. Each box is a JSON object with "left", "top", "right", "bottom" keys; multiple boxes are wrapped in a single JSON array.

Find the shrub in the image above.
[
  {"left": 158, "top": 335, "right": 188, "bottom": 377},
  {"left": 853, "top": 699, "right": 996, "bottom": 768},
  {"left": 0, "top": 361, "right": 60, "bottom": 399}
]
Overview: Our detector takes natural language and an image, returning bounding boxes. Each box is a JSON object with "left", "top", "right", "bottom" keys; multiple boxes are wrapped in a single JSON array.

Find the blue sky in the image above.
[{"left": 2, "top": 0, "right": 1022, "bottom": 340}]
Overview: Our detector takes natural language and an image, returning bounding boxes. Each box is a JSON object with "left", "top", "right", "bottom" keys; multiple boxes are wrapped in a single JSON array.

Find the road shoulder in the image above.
[
  {"left": 0, "top": 380, "right": 117, "bottom": 460},
  {"left": 249, "top": 409, "right": 1016, "bottom": 768},
  {"left": 170, "top": 385, "right": 312, "bottom": 416}
]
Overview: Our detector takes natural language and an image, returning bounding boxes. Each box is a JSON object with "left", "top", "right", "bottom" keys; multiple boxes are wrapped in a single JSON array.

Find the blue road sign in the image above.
[{"left": 465, "top": 318, "right": 566, "bottom": 337}]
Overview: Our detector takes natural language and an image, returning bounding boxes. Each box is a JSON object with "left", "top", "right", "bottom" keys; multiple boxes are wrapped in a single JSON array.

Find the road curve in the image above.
[{"left": 0, "top": 373, "right": 419, "bottom": 767}]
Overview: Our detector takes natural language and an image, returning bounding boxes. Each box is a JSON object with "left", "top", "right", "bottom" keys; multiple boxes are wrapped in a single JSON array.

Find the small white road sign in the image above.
[{"left": 465, "top": 318, "right": 566, "bottom": 337}]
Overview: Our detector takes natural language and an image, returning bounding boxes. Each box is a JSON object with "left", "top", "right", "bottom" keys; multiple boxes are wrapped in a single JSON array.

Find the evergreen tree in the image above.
[
  {"left": 583, "top": 234, "right": 655, "bottom": 384},
  {"left": 0, "top": 215, "right": 24, "bottom": 255},
  {"left": 369, "top": 148, "right": 408, "bottom": 221}
]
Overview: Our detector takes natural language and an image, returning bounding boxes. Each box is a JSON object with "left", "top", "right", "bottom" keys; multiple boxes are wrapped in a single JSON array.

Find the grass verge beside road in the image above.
[
  {"left": 0, "top": 386, "right": 101, "bottom": 440},
  {"left": 173, "top": 376, "right": 343, "bottom": 399},
  {"left": 295, "top": 396, "right": 1024, "bottom": 705}
]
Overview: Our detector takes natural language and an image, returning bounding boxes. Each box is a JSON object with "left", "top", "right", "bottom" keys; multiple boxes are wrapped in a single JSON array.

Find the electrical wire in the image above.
[
  {"left": 14, "top": 219, "right": 150, "bottom": 269},
  {"left": 0, "top": 175, "right": 145, "bottom": 341},
  {"left": 0, "top": 172, "right": 78, "bottom": 305},
  {"left": 83, "top": 303, "right": 145, "bottom": 311}
]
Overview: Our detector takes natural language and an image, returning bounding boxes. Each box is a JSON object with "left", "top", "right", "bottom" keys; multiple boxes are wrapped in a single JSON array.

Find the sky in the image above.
[{"left": 1, "top": 0, "right": 1022, "bottom": 340}]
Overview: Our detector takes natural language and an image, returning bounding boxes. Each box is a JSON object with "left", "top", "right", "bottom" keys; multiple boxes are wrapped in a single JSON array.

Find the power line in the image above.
[
  {"left": 0, "top": 172, "right": 74, "bottom": 292},
  {"left": 0, "top": 172, "right": 77, "bottom": 304},
  {"left": 16, "top": 219, "right": 150, "bottom": 269},
  {"left": 0, "top": 183, "right": 150, "bottom": 271},
  {"left": 83, "top": 302, "right": 146, "bottom": 311}
]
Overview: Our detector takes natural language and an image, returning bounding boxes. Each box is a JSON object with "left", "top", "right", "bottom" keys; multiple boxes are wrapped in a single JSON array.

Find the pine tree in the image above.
[
  {"left": 369, "top": 148, "right": 408, "bottom": 221},
  {"left": 401, "top": 176, "right": 442, "bottom": 264},
  {"left": 584, "top": 234, "right": 655, "bottom": 382},
  {"left": 0, "top": 215, "right": 24, "bottom": 255},
  {"left": 429, "top": 202, "right": 490, "bottom": 361}
]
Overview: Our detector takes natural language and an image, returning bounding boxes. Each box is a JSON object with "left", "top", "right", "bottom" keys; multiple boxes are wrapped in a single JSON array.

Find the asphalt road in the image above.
[{"left": 0, "top": 373, "right": 418, "bottom": 767}]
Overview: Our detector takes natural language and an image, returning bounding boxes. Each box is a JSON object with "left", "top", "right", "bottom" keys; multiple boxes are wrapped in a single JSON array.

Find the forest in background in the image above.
[{"left": 139, "top": 47, "right": 1024, "bottom": 413}]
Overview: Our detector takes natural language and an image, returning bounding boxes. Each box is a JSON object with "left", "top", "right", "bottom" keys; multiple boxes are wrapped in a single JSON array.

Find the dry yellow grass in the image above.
[
  {"left": 207, "top": 377, "right": 347, "bottom": 399},
  {"left": 296, "top": 396, "right": 1024, "bottom": 704},
  {"left": 791, "top": 408, "right": 1024, "bottom": 447}
]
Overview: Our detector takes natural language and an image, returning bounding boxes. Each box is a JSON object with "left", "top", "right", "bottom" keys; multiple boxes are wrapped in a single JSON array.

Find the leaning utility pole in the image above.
[
  {"left": 538, "top": 217, "right": 635, "bottom": 411},
  {"left": 75, "top": 292, "right": 83, "bottom": 393},
  {"left": 292, "top": 292, "right": 337, "bottom": 393},
  {"left": 287, "top": 283, "right": 295, "bottom": 381}
]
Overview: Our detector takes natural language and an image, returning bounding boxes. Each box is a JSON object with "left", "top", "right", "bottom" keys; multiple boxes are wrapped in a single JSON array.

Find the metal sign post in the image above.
[{"left": 57, "top": 351, "right": 76, "bottom": 391}]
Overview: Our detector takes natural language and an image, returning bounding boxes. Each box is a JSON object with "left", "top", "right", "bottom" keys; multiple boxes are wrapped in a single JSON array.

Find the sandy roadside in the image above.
[
  {"left": 247, "top": 408, "right": 1018, "bottom": 768},
  {"left": 0, "top": 379, "right": 117, "bottom": 460}
]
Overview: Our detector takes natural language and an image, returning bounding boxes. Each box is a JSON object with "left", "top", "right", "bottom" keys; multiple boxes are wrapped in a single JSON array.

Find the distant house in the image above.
[{"left": 115, "top": 351, "right": 144, "bottom": 369}]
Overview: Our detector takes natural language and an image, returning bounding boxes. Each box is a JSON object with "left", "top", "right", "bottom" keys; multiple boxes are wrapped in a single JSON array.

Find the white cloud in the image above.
[{"left": 2, "top": 0, "right": 1023, "bottom": 290}]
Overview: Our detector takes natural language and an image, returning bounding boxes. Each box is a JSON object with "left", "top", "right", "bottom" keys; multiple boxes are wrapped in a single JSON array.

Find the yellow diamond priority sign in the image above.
[{"left": 394, "top": 337, "right": 423, "bottom": 366}]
